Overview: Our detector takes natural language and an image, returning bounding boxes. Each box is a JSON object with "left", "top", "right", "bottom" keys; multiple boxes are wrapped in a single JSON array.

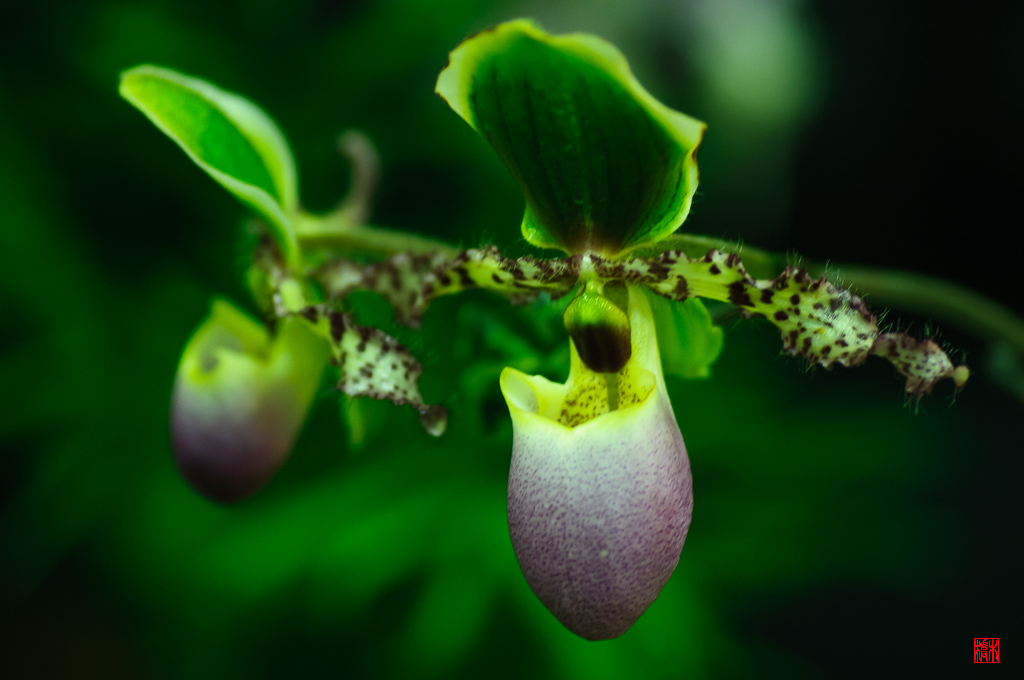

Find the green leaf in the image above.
[
  {"left": 436, "top": 20, "right": 705, "bottom": 257},
  {"left": 119, "top": 65, "right": 300, "bottom": 263},
  {"left": 645, "top": 290, "right": 723, "bottom": 380}
]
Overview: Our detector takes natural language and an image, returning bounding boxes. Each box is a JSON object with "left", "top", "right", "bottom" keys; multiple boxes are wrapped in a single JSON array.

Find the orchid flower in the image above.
[
  {"left": 428, "top": 20, "right": 967, "bottom": 639},
  {"left": 122, "top": 18, "right": 972, "bottom": 641}
]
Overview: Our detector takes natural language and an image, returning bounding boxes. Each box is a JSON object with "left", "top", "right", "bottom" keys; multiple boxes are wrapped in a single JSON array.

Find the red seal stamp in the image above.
[{"left": 974, "top": 638, "right": 999, "bottom": 663}]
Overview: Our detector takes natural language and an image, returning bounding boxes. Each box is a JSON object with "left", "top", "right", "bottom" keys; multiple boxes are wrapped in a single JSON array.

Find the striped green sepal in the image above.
[{"left": 436, "top": 20, "right": 705, "bottom": 256}]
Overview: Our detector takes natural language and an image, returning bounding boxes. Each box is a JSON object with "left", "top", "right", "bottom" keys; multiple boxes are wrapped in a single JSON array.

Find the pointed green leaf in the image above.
[
  {"left": 120, "top": 65, "right": 299, "bottom": 262},
  {"left": 436, "top": 20, "right": 705, "bottom": 257}
]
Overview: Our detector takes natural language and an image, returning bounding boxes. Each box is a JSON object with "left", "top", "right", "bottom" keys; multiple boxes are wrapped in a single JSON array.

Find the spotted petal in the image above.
[
  {"left": 595, "top": 249, "right": 970, "bottom": 396},
  {"left": 296, "top": 306, "right": 447, "bottom": 436}
]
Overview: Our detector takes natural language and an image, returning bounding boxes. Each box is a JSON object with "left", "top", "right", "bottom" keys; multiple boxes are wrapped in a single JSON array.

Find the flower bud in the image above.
[
  {"left": 502, "top": 286, "right": 693, "bottom": 640},
  {"left": 170, "top": 299, "right": 329, "bottom": 503}
]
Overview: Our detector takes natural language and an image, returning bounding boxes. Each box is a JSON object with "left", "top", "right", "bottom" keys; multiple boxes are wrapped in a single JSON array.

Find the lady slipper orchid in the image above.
[
  {"left": 432, "top": 19, "right": 707, "bottom": 639},
  {"left": 126, "top": 17, "right": 975, "bottom": 647},
  {"left": 430, "top": 19, "right": 967, "bottom": 640},
  {"left": 502, "top": 286, "right": 692, "bottom": 640}
]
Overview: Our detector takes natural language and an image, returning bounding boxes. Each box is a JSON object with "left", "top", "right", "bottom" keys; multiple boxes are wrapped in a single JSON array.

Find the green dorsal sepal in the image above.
[
  {"left": 295, "top": 305, "right": 447, "bottom": 436},
  {"left": 594, "top": 248, "right": 970, "bottom": 396},
  {"left": 562, "top": 289, "right": 632, "bottom": 374},
  {"left": 436, "top": 20, "right": 705, "bottom": 256}
]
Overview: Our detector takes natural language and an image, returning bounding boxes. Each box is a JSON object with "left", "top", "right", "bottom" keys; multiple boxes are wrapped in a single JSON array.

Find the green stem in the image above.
[{"left": 295, "top": 212, "right": 460, "bottom": 259}]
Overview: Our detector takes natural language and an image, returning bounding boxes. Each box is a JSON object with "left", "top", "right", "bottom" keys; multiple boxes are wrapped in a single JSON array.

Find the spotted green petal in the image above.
[
  {"left": 436, "top": 20, "right": 705, "bottom": 256},
  {"left": 500, "top": 286, "right": 692, "bottom": 639},
  {"left": 316, "top": 251, "right": 451, "bottom": 326},
  {"left": 295, "top": 306, "right": 447, "bottom": 436},
  {"left": 246, "top": 238, "right": 448, "bottom": 436},
  {"left": 597, "top": 249, "right": 970, "bottom": 396},
  {"left": 120, "top": 65, "right": 300, "bottom": 263},
  {"left": 313, "top": 246, "right": 580, "bottom": 328},
  {"left": 422, "top": 246, "right": 580, "bottom": 308}
]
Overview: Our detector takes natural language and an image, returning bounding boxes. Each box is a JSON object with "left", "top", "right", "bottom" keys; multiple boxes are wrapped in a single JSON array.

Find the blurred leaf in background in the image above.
[{"left": 1, "top": 1, "right": 1021, "bottom": 679}]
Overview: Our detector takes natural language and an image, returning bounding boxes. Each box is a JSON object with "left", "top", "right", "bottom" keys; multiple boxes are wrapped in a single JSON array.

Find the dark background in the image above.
[{"left": 1, "top": 1, "right": 1020, "bottom": 678}]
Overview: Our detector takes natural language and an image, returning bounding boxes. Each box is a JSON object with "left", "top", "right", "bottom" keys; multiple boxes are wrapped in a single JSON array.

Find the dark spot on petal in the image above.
[
  {"left": 672, "top": 277, "right": 689, "bottom": 300},
  {"left": 727, "top": 281, "right": 753, "bottom": 307},
  {"left": 356, "top": 326, "right": 373, "bottom": 353},
  {"left": 647, "top": 261, "right": 669, "bottom": 279},
  {"left": 454, "top": 266, "right": 474, "bottom": 286},
  {"left": 329, "top": 313, "right": 347, "bottom": 342}
]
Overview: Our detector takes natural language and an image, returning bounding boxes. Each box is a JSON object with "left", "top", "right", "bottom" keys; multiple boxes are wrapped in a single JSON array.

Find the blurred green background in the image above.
[{"left": 1, "top": 1, "right": 1021, "bottom": 678}]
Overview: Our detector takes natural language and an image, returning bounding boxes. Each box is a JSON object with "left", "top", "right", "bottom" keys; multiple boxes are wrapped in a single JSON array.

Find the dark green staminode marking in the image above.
[
  {"left": 563, "top": 291, "right": 632, "bottom": 373},
  {"left": 467, "top": 32, "right": 687, "bottom": 255}
]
